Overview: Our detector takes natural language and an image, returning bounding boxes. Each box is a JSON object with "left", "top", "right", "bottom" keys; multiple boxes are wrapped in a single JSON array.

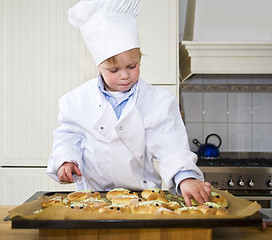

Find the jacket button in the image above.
[
  {"left": 100, "top": 126, "right": 104, "bottom": 130},
  {"left": 140, "top": 156, "right": 144, "bottom": 160},
  {"left": 143, "top": 180, "right": 147, "bottom": 184},
  {"left": 119, "top": 126, "right": 123, "bottom": 130}
]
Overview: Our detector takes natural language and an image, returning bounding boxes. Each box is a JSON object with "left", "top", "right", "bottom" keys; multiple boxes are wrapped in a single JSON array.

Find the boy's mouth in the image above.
[{"left": 120, "top": 82, "right": 131, "bottom": 87}]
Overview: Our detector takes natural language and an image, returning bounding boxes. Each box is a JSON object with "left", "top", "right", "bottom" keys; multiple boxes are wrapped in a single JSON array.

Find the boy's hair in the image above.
[{"left": 104, "top": 48, "right": 142, "bottom": 66}]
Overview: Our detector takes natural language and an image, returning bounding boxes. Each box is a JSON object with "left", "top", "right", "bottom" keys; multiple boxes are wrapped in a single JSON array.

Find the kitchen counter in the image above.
[
  {"left": 1, "top": 205, "right": 272, "bottom": 240},
  {"left": 0, "top": 206, "right": 38, "bottom": 240}
]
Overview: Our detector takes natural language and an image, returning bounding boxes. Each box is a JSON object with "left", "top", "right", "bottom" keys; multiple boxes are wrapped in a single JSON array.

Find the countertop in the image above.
[
  {"left": 1, "top": 205, "right": 272, "bottom": 240},
  {"left": 0, "top": 206, "right": 38, "bottom": 240}
]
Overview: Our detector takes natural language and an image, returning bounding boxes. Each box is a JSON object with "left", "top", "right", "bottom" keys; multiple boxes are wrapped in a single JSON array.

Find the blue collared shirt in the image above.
[
  {"left": 98, "top": 74, "right": 137, "bottom": 119},
  {"left": 174, "top": 170, "right": 198, "bottom": 194}
]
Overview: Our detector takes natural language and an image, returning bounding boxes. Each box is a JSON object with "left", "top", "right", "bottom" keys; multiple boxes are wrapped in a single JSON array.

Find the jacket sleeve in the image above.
[
  {"left": 46, "top": 94, "right": 85, "bottom": 183},
  {"left": 145, "top": 92, "right": 204, "bottom": 193}
]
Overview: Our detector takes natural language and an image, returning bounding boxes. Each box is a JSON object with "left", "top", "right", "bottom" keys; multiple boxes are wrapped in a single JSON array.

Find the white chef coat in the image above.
[{"left": 46, "top": 77, "right": 204, "bottom": 193}]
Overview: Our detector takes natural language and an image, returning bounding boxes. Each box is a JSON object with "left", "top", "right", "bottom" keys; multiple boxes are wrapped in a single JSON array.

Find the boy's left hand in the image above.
[{"left": 179, "top": 179, "right": 211, "bottom": 207}]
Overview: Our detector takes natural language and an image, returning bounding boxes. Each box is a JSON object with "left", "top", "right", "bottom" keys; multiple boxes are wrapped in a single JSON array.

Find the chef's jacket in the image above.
[{"left": 47, "top": 77, "right": 204, "bottom": 193}]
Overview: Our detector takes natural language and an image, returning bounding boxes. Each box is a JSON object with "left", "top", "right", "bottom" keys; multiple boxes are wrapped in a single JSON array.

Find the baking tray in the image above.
[{"left": 7, "top": 191, "right": 263, "bottom": 229}]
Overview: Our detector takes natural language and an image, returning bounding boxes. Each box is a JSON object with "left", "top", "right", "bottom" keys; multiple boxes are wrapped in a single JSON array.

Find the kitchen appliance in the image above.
[
  {"left": 193, "top": 134, "right": 221, "bottom": 159},
  {"left": 197, "top": 152, "right": 272, "bottom": 208}
]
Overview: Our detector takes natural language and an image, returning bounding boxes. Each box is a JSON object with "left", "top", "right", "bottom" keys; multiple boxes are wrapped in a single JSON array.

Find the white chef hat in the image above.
[{"left": 68, "top": 0, "right": 140, "bottom": 66}]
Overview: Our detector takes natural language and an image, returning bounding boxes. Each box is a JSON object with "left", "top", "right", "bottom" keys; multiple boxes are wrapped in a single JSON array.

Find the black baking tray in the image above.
[{"left": 7, "top": 191, "right": 263, "bottom": 229}]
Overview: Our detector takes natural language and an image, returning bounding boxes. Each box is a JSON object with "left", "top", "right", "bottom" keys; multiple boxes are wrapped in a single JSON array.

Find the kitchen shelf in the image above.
[{"left": 179, "top": 41, "right": 272, "bottom": 82}]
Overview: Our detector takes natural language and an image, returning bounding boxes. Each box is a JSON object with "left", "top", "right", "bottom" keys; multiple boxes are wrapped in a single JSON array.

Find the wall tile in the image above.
[
  {"left": 182, "top": 92, "right": 203, "bottom": 123},
  {"left": 253, "top": 124, "right": 272, "bottom": 151},
  {"left": 252, "top": 74, "right": 272, "bottom": 84},
  {"left": 253, "top": 93, "right": 272, "bottom": 122},
  {"left": 186, "top": 123, "right": 203, "bottom": 152},
  {"left": 187, "top": 74, "right": 204, "bottom": 84},
  {"left": 228, "top": 123, "right": 252, "bottom": 151},
  {"left": 204, "top": 92, "right": 228, "bottom": 122},
  {"left": 228, "top": 75, "right": 252, "bottom": 84},
  {"left": 183, "top": 74, "right": 272, "bottom": 152},
  {"left": 203, "top": 123, "right": 228, "bottom": 152},
  {"left": 228, "top": 93, "right": 252, "bottom": 123},
  {"left": 203, "top": 74, "right": 228, "bottom": 84}
]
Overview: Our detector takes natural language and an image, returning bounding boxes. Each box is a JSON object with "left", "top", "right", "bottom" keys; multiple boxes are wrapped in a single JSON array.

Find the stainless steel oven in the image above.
[{"left": 197, "top": 152, "right": 272, "bottom": 208}]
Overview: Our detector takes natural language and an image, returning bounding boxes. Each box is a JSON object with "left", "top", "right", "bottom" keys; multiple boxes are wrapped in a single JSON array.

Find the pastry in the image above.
[
  {"left": 175, "top": 206, "right": 203, "bottom": 215},
  {"left": 166, "top": 201, "right": 181, "bottom": 211},
  {"left": 41, "top": 196, "right": 69, "bottom": 208},
  {"left": 69, "top": 202, "right": 92, "bottom": 211},
  {"left": 81, "top": 198, "right": 110, "bottom": 211},
  {"left": 111, "top": 194, "right": 140, "bottom": 205},
  {"left": 156, "top": 207, "right": 175, "bottom": 215},
  {"left": 197, "top": 202, "right": 228, "bottom": 216},
  {"left": 98, "top": 204, "right": 131, "bottom": 213},
  {"left": 67, "top": 190, "right": 100, "bottom": 201},
  {"left": 38, "top": 188, "right": 229, "bottom": 216},
  {"left": 141, "top": 188, "right": 165, "bottom": 199},
  {"left": 130, "top": 200, "right": 168, "bottom": 214},
  {"left": 106, "top": 188, "right": 138, "bottom": 200},
  {"left": 210, "top": 192, "right": 228, "bottom": 208},
  {"left": 146, "top": 193, "right": 168, "bottom": 203}
]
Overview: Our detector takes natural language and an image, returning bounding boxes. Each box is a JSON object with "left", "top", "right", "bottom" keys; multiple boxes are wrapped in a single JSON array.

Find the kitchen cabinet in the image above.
[
  {"left": 180, "top": 41, "right": 272, "bottom": 82},
  {"left": 138, "top": 0, "right": 178, "bottom": 87},
  {"left": 0, "top": 168, "right": 75, "bottom": 205},
  {"left": 179, "top": 0, "right": 272, "bottom": 82},
  {"left": 0, "top": 0, "right": 178, "bottom": 205}
]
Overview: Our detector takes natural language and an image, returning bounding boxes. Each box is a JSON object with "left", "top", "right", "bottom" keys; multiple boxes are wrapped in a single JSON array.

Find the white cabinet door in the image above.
[
  {"left": 156, "top": 85, "right": 177, "bottom": 96},
  {"left": 0, "top": 0, "right": 178, "bottom": 166},
  {"left": 0, "top": 0, "right": 95, "bottom": 167},
  {"left": 139, "top": 0, "right": 178, "bottom": 85},
  {"left": 0, "top": 168, "right": 75, "bottom": 205}
]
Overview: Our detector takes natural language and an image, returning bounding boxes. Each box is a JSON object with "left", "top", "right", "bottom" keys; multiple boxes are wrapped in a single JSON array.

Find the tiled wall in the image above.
[{"left": 180, "top": 74, "right": 272, "bottom": 153}]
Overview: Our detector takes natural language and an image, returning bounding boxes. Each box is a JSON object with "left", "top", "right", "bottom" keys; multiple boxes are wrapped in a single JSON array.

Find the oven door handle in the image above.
[{"left": 236, "top": 196, "right": 272, "bottom": 201}]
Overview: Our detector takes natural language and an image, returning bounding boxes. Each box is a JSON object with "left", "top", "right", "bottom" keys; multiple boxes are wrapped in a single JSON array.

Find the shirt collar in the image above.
[{"left": 97, "top": 74, "right": 138, "bottom": 98}]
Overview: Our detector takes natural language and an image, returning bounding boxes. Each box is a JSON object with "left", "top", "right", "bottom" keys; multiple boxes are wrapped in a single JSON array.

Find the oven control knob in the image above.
[
  {"left": 238, "top": 179, "right": 245, "bottom": 187},
  {"left": 267, "top": 180, "right": 272, "bottom": 187},
  {"left": 228, "top": 179, "right": 235, "bottom": 187},
  {"left": 248, "top": 180, "right": 254, "bottom": 187}
]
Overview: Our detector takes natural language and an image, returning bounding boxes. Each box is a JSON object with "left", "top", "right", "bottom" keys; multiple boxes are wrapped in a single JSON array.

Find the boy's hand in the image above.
[
  {"left": 179, "top": 179, "right": 211, "bottom": 207},
  {"left": 57, "top": 162, "right": 82, "bottom": 183}
]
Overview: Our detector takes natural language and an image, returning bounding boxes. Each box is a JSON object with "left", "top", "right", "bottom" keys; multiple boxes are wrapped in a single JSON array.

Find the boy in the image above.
[{"left": 47, "top": 0, "right": 211, "bottom": 207}]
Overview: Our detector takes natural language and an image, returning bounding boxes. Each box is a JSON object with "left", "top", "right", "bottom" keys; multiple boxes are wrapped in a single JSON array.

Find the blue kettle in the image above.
[{"left": 193, "top": 134, "right": 222, "bottom": 159}]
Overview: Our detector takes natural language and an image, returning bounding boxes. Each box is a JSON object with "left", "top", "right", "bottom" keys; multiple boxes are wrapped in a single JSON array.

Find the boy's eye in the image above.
[
  {"left": 128, "top": 65, "right": 136, "bottom": 69},
  {"left": 109, "top": 68, "right": 118, "bottom": 73}
]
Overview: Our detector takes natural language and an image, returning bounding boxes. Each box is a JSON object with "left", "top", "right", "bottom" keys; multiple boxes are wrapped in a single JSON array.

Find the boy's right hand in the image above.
[{"left": 57, "top": 162, "right": 82, "bottom": 183}]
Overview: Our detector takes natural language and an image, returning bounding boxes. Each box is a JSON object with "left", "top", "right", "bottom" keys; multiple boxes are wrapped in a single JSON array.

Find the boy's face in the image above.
[{"left": 98, "top": 50, "right": 140, "bottom": 92}]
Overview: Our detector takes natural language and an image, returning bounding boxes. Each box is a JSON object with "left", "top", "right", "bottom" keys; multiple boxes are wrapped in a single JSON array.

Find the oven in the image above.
[{"left": 196, "top": 152, "right": 272, "bottom": 208}]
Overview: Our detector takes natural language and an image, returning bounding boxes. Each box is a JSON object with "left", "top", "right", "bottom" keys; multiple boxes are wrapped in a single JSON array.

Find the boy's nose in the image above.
[{"left": 120, "top": 70, "right": 129, "bottom": 80}]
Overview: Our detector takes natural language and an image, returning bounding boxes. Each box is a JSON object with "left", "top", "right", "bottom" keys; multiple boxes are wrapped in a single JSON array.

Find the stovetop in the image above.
[
  {"left": 196, "top": 152, "right": 272, "bottom": 192},
  {"left": 197, "top": 158, "right": 272, "bottom": 167},
  {"left": 196, "top": 152, "right": 272, "bottom": 168}
]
